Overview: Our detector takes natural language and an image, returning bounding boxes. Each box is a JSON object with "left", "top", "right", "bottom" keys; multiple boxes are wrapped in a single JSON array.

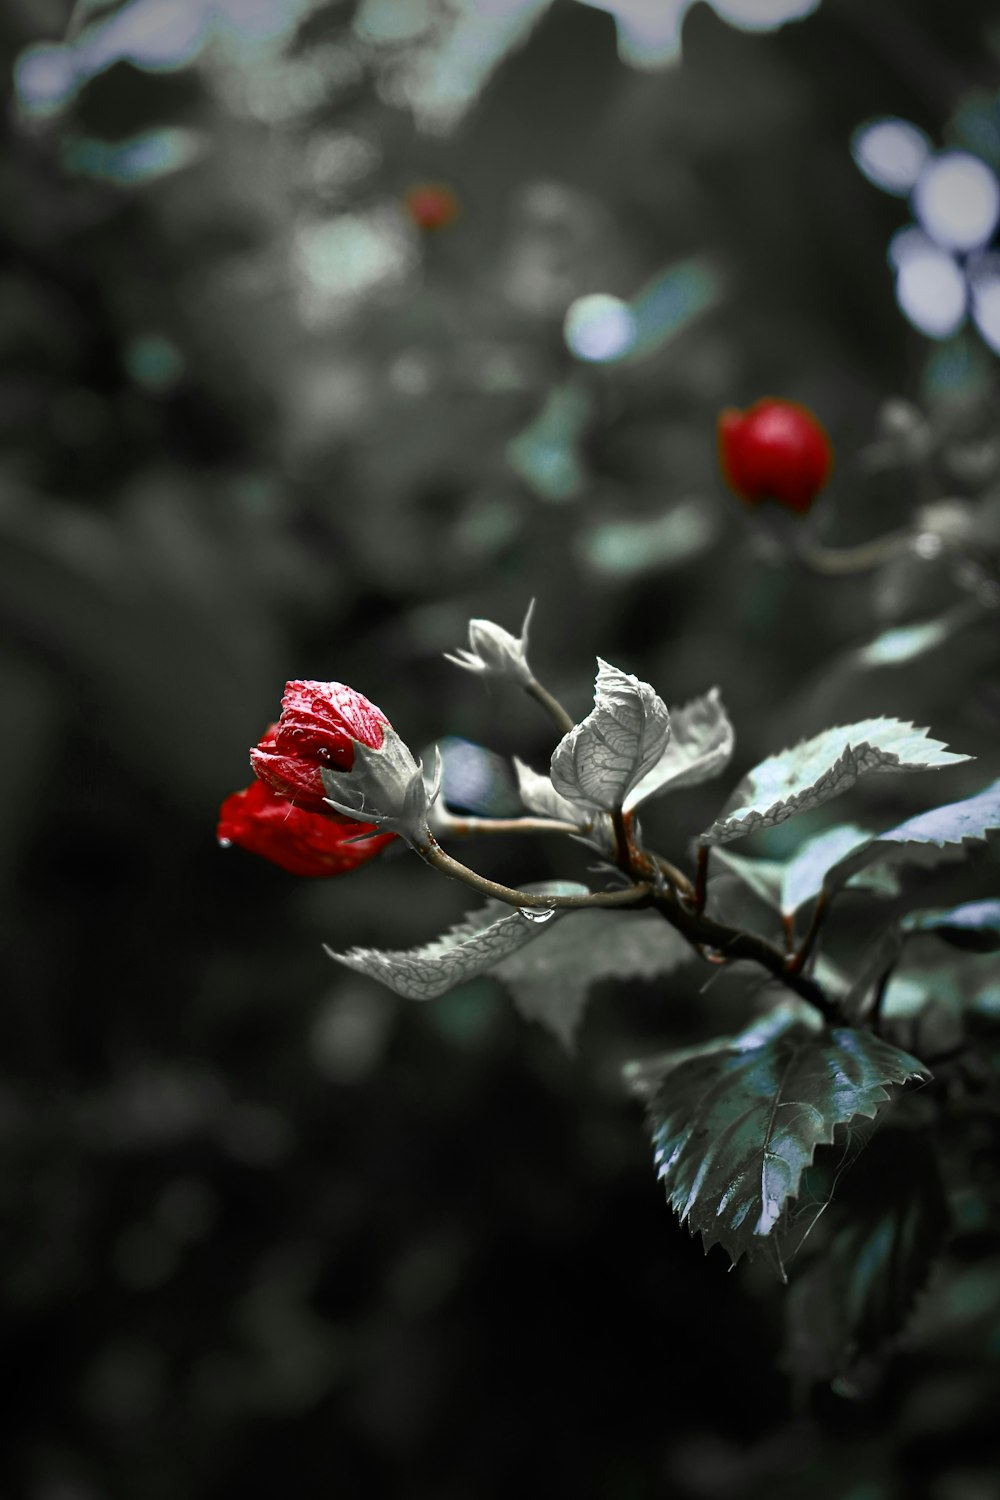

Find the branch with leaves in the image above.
[{"left": 219, "top": 603, "right": 1000, "bottom": 1334}]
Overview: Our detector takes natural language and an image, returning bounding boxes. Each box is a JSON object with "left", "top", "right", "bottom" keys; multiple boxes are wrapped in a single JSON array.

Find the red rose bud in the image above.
[
  {"left": 404, "top": 182, "right": 459, "bottom": 232},
  {"left": 249, "top": 682, "right": 390, "bottom": 816},
  {"left": 217, "top": 779, "right": 396, "bottom": 877},
  {"left": 718, "top": 398, "right": 832, "bottom": 515}
]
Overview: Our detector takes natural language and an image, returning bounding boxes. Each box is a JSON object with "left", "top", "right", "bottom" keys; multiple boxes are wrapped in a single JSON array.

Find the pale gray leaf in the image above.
[
  {"left": 550, "top": 658, "right": 671, "bottom": 813},
  {"left": 495, "top": 907, "right": 693, "bottom": 1050},
  {"left": 513, "top": 757, "right": 585, "bottom": 824},
  {"left": 326, "top": 881, "right": 588, "bottom": 1000},
  {"left": 624, "top": 687, "right": 735, "bottom": 812},
  {"left": 701, "top": 719, "right": 971, "bottom": 846},
  {"left": 822, "top": 775, "right": 1000, "bottom": 894}
]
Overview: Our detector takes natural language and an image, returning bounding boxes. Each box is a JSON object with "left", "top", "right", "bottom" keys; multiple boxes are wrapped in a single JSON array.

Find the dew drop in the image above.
[
  {"left": 519, "top": 905, "right": 556, "bottom": 924},
  {"left": 217, "top": 837, "right": 232, "bottom": 848}
]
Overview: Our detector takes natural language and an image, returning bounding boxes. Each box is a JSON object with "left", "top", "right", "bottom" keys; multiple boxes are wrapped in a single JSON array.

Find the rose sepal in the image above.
[{"left": 320, "top": 728, "right": 441, "bottom": 848}]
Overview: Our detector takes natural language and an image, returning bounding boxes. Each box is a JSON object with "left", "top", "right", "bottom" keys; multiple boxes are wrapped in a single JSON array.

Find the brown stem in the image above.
[
  {"left": 612, "top": 811, "right": 697, "bottom": 902},
  {"left": 788, "top": 891, "right": 828, "bottom": 975},
  {"left": 869, "top": 961, "right": 898, "bottom": 1031},
  {"left": 525, "top": 676, "right": 575, "bottom": 737},
  {"left": 419, "top": 838, "right": 839, "bottom": 1023},
  {"left": 611, "top": 807, "right": 632, "bottom": 871},
  {"left": 652, "top": 854, "right": 695, "bottom": 899},
  {"left": 419, "top": 837, "right": 651, "bottom": 911},
  {"left": 651, "top": 888, "right": 843, "bottom": 1024},
  {"left": 434, "top": 813, "right": 582, "bottom": 838},
  {"left": 781, "top": 914, "right": 796, "bottom": 957},
  {"left": 693, "top": 845, "right": 710, "bottom": 915}
]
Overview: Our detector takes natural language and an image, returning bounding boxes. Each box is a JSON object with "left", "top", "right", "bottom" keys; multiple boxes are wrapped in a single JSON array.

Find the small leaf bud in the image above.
[{"left": 444, "top": 600, "right": 535, "bottom": 688}]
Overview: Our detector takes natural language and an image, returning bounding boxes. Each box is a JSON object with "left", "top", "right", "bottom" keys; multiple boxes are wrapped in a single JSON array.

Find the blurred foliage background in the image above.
[{"left": 2, "top": 1, "right": 1000, "bottom": 1496}]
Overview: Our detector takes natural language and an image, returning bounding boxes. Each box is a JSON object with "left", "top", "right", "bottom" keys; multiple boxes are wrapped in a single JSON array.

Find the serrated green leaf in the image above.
[
  {"left": 630, "top": 1009, "right": 927, "bottom": 1266},
  {"left": 624, "top": 688, "right": 735, "bottom": 812},
  {"left": 822, "top": 775, "right": 1000, "bottom": 894},
  {"left": 550, "top": 659, "right": 671, "bottom": 813},
  {"left": 624, "top": 1002, "right": 815, "bottom": 1102},
  {"left": 495, "top": 908, "right": 693, "bottom": 1050},
  {"left": 700, "top": 719, "right": 971, "bottom": 847},
  {"left": 781, "top": 824, "right": 879, "bottom": 914},
  {"left": 711, "top": 829, "right": 903, "bottom": 920},
  {"left": 325, "top": 881, "right": 588, "bottom": 1000},
  {"left": 784, "top": 1128, "right": 949, "bottom": 1384},
  {"left": 903, "top": 899, "right": 1000, "bottom": 953}
]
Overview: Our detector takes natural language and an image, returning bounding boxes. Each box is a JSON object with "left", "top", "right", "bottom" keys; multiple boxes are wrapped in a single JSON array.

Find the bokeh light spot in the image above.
[
  {"left": 84, "top": 0, "right": 210, "bottom": 73},
  {"left": 563, "top": 293, "right": 637, "bottom": 362},
  {"left": 126, "top": 335, "right": 186, "bottom": 393},
  {"left": 894, "top": 244, "right": 967, "bottom": 339},
  {"left": 63, "top": 129, "right": 206, "bottom": 185},
  {"left": 888, "top": 226, "right": 937, "bottom": 270},
  {"left": 14, "top": 43, "right": 78, "bottom": 117},
  {"left": 913, "top": 151, "right": 1000, "bottom": 252},
  {"left": 294, "top": 211, "right": 418, "bottom": 326},
  {"left": 968, "top": 251, "right": 1000, "bottom": 355},
  {"left": 851, "top": 117, "right": 930, "bottom": 197}
]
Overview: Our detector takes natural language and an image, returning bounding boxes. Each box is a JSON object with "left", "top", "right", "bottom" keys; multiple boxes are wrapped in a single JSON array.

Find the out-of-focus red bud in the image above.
[
  {"left": 250, "top": 682, "right": 389, "bottom": 816},
  {"left": 404, "top": 182, "right": 459, "bottom": 232},
  {"left": 217, "top": 778, "right": 396, "bottom": 877},
  {"left": 718, "top": 398, "right": 833, "bottom": 515}
]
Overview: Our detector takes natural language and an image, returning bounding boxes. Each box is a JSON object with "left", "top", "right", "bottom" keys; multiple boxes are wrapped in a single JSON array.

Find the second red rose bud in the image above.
[{"left": 718, "top": 398, "right": 832, "bottom": 516}]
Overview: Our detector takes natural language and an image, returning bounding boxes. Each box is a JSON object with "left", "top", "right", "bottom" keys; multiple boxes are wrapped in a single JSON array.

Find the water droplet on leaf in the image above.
[{"left": 519, "top": 905, "right": 555, "bottom": 923}]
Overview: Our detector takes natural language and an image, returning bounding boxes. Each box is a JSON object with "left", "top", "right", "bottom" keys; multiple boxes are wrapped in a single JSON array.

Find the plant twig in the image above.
[
  {"left": 788, "top": 891, "right": 828, "bottom": 975},
  {"left": 693, "top": 845, "right": 710, "bottom": 915},
  {"left": 418, "top": 837, "right": 652, "bottom": 911},
  {"left": 794, "top": 530, "right": 918, "bottom": 575},
  {"left": 869, "top": 962, "right": 897, "bottom": 1030},
  {"left": 525, "top": 676, "right": 575, "bottom": 737},
  {"left": 651, "top": 887, "right": 843, "bottom": 1024},
  {"left": 652, "top": 854, "right": 695, "bottom": 899},
  {"left": 433, "top": 812, "right": 582, "bottom": 838},
  {"left": 612, "top": 810, "right": 696, "bottom": 900},
  {"left": 611, "top": 807, "right": 632, "bottom": 870},
  {"left": 781, "top": 914, "right": 795, "bottom": 957}
]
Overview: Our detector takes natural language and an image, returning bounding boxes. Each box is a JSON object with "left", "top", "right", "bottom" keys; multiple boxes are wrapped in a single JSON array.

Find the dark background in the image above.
[{"left": 2, "top": 1, "right": 1000, "bottom": 1496}]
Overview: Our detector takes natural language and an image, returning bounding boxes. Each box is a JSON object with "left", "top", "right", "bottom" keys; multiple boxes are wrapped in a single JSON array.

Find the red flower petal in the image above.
[
  {"left": 250, "top": 681, "right": 390, "bottom": 816},
  {"left": 218, "top": 779, "right": 396, "bottom": 877}
]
